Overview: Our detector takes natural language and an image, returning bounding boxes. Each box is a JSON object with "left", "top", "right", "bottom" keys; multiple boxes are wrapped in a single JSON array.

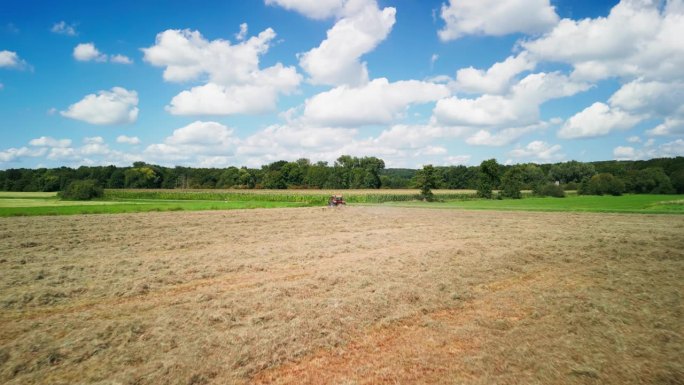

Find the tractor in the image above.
[{"left": 328, "top": 195, "right": 346, "bottom": 207}]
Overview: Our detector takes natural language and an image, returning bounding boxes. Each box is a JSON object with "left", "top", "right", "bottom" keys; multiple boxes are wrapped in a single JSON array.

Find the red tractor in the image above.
[{"left": 328, "top": 195, "right": 346, "bottom": 207}]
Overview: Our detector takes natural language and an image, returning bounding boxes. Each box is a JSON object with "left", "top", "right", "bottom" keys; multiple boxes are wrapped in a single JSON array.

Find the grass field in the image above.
[
  {"left": 1, "top": 190, "right": 683, "bottom": 216},
  {"left": 386, "top": 194, "right": 684, "bottom": 214},
  {"left": 1, "top": 207, "right": 682, "bottom": 384},
  {"left": 0, "top": 192, "right": 308, "bottom": 217}
]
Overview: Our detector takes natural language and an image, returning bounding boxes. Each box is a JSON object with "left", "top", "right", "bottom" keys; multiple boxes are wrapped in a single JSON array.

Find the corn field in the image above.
[{"left": 103, "top": 189, "right": 486, "bottom": 204}]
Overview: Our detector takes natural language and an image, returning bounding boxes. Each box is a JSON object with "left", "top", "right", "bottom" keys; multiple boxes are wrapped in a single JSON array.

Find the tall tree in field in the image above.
[
  {"left": 500, "top": 166, "right": 523, "bottom": 199},
  {"left": 416, "top": 164, "right": 437, "bottom": 201},
  {"left": 477, "top": 159, "right": 500, "bottom": 199}
]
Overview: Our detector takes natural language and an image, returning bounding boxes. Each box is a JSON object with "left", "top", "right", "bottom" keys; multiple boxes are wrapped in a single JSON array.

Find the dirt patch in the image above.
[{"left": 0, "top": 207, "right": 682, "bottom": 385}]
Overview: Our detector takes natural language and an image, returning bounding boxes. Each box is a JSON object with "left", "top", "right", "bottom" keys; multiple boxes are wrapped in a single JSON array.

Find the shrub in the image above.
[
  {"left": 534, "top": 183, "right": 566, "bottom": 198},
  {"left": 58, "top": 180, "right": 103, "bottom": 201},
  {"left": 500, "top": 168, "right": 523, "bottom": 199},
  {"left": 579, "top": 173, "right": 625, "bottom": 196}
]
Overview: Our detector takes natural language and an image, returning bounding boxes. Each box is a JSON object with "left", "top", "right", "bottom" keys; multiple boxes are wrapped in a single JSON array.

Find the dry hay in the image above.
[{"left": 0, "top": 207, "right": 682, "bottom": 384}]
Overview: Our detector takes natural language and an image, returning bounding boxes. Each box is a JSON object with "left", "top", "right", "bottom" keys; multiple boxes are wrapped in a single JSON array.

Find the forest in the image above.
[{"left": 1, "top": 155, "right": 683, "bottom": 195}]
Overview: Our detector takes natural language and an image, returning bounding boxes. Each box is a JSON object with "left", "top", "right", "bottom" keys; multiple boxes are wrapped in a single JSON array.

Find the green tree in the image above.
[
  {"left": 549, "top": 161, "right": 597, "bottom": 184},
  {"left": 416, "top": 164, "right": 437, "bottom": 201},
  {"left": 670, "top": 169, "right": 684, "bottom": 194},
  {"left": 500, "top": 167, "right": 523, "bottom": 199},
  {"left": 477, "top": 159, "right": 500, "bottom": 199},
  {"left": 579, "top": 173, "right": 625, "bottom": 196},
  {"left": 58, "top": 180, "right": 103, "bottom": 200}
]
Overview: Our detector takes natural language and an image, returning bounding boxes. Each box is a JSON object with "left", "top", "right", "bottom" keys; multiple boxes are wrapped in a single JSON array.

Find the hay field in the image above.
[{"left": 0, "top": 207, "right": 682, "bottom": 384}]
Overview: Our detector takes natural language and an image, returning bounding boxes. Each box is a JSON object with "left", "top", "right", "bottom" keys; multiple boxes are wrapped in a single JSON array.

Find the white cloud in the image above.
[
  {"left": 438, "top": 0, "right": 559, "bottom": 41},
  {"left": 430, "top": 54, "right": 439, "bottom": 67},
  {"left": 117, "top": 135, "right": 140, "bottom": 145},
  {"left": 609, "top": 80, "right": 684, "bottom": 117},
  {"left": 0, "top": 147, "right": 47, "bottom": 163},
  {"left": 658, "top": 138, "right": 684, "bottom": 157},
  {"left": 444, "top": 155, "right": 471, "bottom": 165},
  {"left": 453, "top": 53, "right": 536, "bottom": 95},
  {"left": 145, "top": 121, "right": 238, "bottom": 163},
  {"left": 143, "top": 28, "right": 301, "bottom": 115},
  {"left": 509, "top": 140, "right": 563, "bottom": 161},
  {"left": 110, "top": 54, "right": 133, "bottom": 64},
  {"left": 264, "top": 0, "right": 346, "bottom": 20},
  {"left": 298, "top": 1, "right": 396, "bottom": 86},
  {"left": 74, "top": 43, "right": 133, "bottom": 64},
  {"left": 0, "top": 50, "right": 28, "bottom": 69},
  {"left": 434, "top": 72, "right": 589, "bottom": 128},
  {"left": 235, "top": 23, "right": 248, "bottom": 41},
  {"left": 558, "top": 102, "right": 644, "bottom": 139},
  {"left": 81, "top": 137, "right": 110, "bottom": 155},
  {"left": 73, "top": 43, "right": 107, "bottom": 62},
  {"left": 522, "top": 0, "right": 684, "bottom": 82},
  {"left": 465, "top": 121, "right": 549, "bottom": 147},
  {"left": 166, "top": 64, "right": 300, "bottom": 115},
  {"left": 29, "top": 136, "right": 72, "bottom": 148},
  {"left": 51, "top": 21, "right": 77, "bottom": 36},
  {"left": 612, "top": 138, "right": 684, "bottom": 160},
  {"left": 301, "top": 78, "right": 450, "bottom": 126},
  {"left": 613, "top": 145, "right": 638, "bottom": 160},
  {"left": 627, "top": 135, "right": 642, "bottom": 143},
  {"left": 647, "top": 118, "right": 684, "bottom": 136},
  {"left": 61, "top": 87, "right": 139, "bottom": 125}
]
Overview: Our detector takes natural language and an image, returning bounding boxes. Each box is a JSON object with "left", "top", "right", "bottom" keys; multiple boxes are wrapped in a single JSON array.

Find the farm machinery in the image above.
[{"left": 328, "top": 195, "right": 346, "bottom": 207}]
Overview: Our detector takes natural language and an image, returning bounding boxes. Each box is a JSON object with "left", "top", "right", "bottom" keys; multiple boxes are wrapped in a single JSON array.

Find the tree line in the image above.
[{"left": 1, "top": 155, "right": 683, "bottom": 195}]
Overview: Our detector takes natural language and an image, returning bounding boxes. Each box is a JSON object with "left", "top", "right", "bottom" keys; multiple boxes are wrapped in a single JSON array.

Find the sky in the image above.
[{"left": 1, "top": 0, "right": 683, "bottom": 169}]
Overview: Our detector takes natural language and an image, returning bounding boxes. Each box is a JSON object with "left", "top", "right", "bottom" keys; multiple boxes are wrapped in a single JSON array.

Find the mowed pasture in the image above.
[{"left": 0, "top": 207, "right": 682, "bottom": 384}]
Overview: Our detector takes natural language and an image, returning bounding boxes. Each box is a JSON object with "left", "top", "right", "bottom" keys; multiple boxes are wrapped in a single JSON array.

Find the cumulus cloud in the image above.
[
  {"left": 143, "top": 27, "right": 301, "bottom": 115},
  {"left": 235, "top": 23, "right": 248, "bottom": 41},
  {"left": 613, "top": 145, "right": 638, "bottom": 160},
  {"left": 434, "top": 72, "right": 589, "bottom": 128},
  {"left": 453, "top": 53, "right": 536, "bottom": 95},
  {"left": 647, "top": 118, "right": 684, "bottom": 136},
  {"left": 300, "top": 78, "right": 450, "bottom": 127},
  {"left": 522, "top": 0, "right": 684, "bottom": 82},
  {"left": 0, "top": 50, "right": 29, "bottom": 69},
  {"left": 609, "top": 80, "right": 684, "bottom": 117},
  {"left": 438, "top": 0, "right": 559, "bottom": 41},
  {"left": 51, "top": 21, "right": 77, "bottom": 36},
  {"left": 73, "top": 43, "right": 132, "bottom": 64},
  {"left": 298, "top": 1, "right": 396, "bottom": 86},
  {"left": 61, "top": 87, "right": 139, "bottom": 125},
  {"left": 0, "top": 147, "right": 47, "bottom": 163},
  {"left": 558, "top": 102, "right": 644, "bottom": 139},
  {"left": 29, "top": 136, "right": 72, "bottom": 148},
  {"left": 145, "top": 121, "right": 238, "bottom": 163},
  {"left": 465, "top": 121, "right": 552, "bottom": 147},
  {"left": 73, "top": 43, "right": 107, "bottom": 62},
  {"left": 166, "top": 64, "right": 300, "bottom": 115},
  {"left": 658, "top": 138, "right": 684, "bottom": 156},
  {"left": 509, "top": 140, "right": 564, "bottom": 161},
  {"left": 264, "top": 0, "right": 346, "bottom": 20},
  {"left": 613, "top": 139, "right": 684, "bottom": 160},
  {"left": 116, "top": 135, "right": 140, "bottom": 145},
  {"left": 110, "top": 54, "right": 133, "bottom": 64}
]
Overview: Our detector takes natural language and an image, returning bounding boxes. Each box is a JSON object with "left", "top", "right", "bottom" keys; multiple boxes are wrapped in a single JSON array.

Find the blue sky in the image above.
[{"left": 1, "top": 0, "right": 683, "bottom": 169}]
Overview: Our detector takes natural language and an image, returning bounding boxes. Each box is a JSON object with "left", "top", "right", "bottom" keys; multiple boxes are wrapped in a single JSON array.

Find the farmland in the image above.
[
  {"left": 1, "top": 189, "right": 684, "bottom": 216},
  {"left": 1, "top": 206, "right": 683, "bottom": 384}
]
